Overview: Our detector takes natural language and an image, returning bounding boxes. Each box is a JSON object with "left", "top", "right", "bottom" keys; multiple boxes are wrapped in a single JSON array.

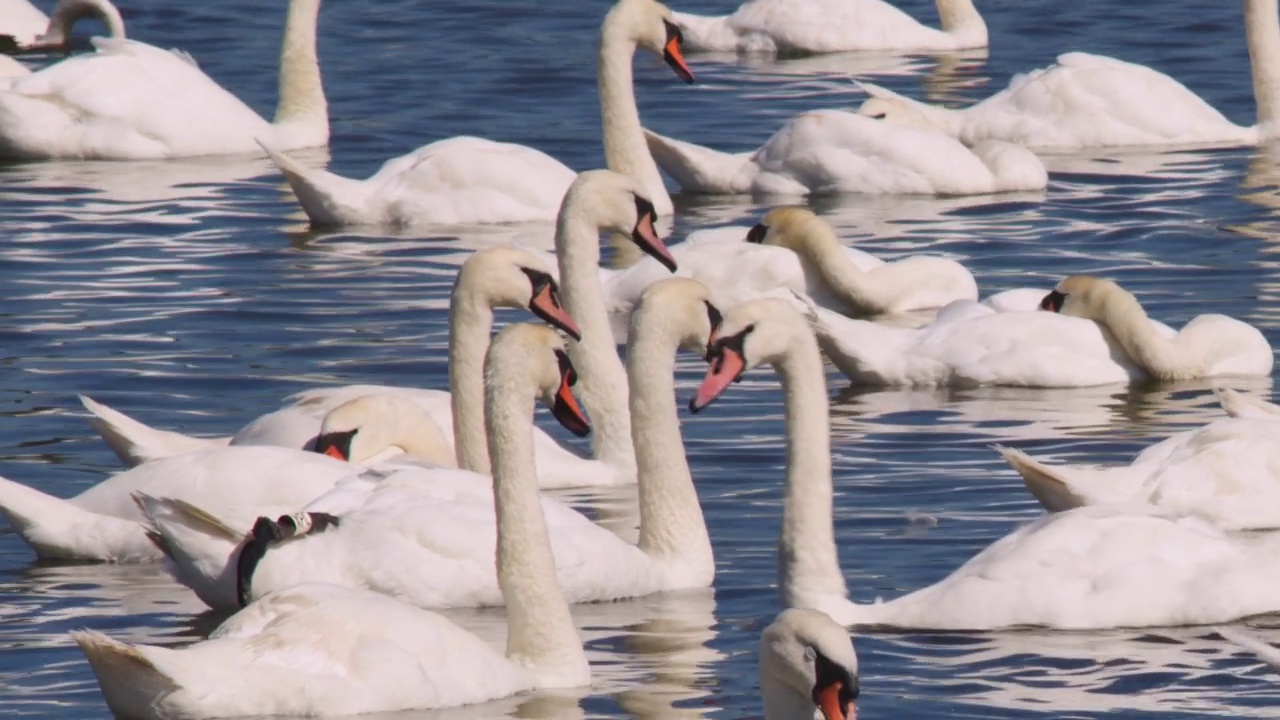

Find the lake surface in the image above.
[{"left": 3, "top": 0, "right": 1280, "bottom": 716}]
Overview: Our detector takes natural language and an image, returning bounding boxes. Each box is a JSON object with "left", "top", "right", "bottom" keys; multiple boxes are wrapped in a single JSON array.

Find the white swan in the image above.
[
  {"left": 259, "top": 0, "right": 694, "bottom": 226},
  {"left": 1, "top": 0, "right": 125, "bottom": 51},
  {"left": 0, "top": 0, "right": 327, "bottom": 159},
  {"left": 140, "top": 277, "right": 716, "bottom": 611},
  {"left": 759, "top": 609, "right": 859, "bottom": 720},
  {"left": 0, "top": 0, "right": 51, "bottom": 46},
  {"left": 674, "top": 0, "right": 986, "bottom": 54},
  {"left": 804, "top": 275, "right": 1273, "bottom": 387},
  {"left": 690, "top": 297, "right": 1280, "bottom": 630},
  {"left": 643, "top": 107, "right": 1047, "bottom": 196},
  {"left": 853, "top": 0, "right": 1280, "bottom": 149},
  {"left": 1216, "top": 387, "right": 1280, "bottom": 419},
  {"left": 999, "top": 417, "right": 1280, "bottom": 531},
  {"left": 1219, "top": 626, "right": 1280, "bottom": 674},
  {"left": 73, "top": 324, "right": 593, "bottom": 719}
]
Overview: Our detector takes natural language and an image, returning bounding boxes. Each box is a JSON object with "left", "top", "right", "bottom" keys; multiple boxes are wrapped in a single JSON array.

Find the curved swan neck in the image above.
[
  {"left": 272, "top": 0, "right": 328, "bottom": 141},
  {"left": 627, "top": 310, "right": 713, "bottom": 574},
  {"left": 775, "top": 332, "right": 849, "bottom": 608},
  {"left": 486, "top": 361, "right": 586, "bottom": 680},
  {"left": 1246, "top": 0, "right": 1280, "bottom": 131},
  {"left": 44, "top": 0, "right": 126, "bottom": 43},
  {"left": 556, "top": 213, "right": 636, "bottom": 475},
  {"left": 599, "top": 22, "right": 673, "bottom": 215},
  {"left": 448, "top": 290, "right": 493, "bottom": 473},
  {"left": 1091, "top": 291, "right": 1197, "bottom": 381},
  {"left": 792, "top": 220, "right": 886, "bottom": 314},
  {"left": 935, "top": 0, "right": 986, "bottom": 42}
]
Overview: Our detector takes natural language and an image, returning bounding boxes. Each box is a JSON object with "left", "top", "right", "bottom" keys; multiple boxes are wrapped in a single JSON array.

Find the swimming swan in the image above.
[
  {"left": 74, "top": 324, "right": 594, "bottom": 718},
  {"left": 853, "top": 0, "right": 1280, "bottom": 149},
  {"left": 0, "top": 0, "right": 327, "bottom": 159},
  {"left": 759, "top": 609, "right": 859, "bottom": 720},
  {"left": 260, "top": 0, "right": 694, "bottom": 226},
  {"left": 690, "top": 297, "right": 1280, "bottom": 629},
  {"left": 673, "top": 0, "right": 985, "bottom": 54}
]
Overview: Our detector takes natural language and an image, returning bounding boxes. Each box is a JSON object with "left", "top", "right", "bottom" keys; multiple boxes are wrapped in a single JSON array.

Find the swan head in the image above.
[
  {"left": 603, "top": 0, "right": 695, "bottom": 83},
  {"left": 1039, "top": 275, "right": 1134, "bottom": 320},
  {"left": 312, "top": 394, "right": 455, "bottom": 466},
  {"left": 5, "top": 0, "right": 127, "bottom": 52},
  {"left": 561, "top": 169, "right": 677, "bottom": 272},
  {"left": 455, "top": 247, "right": 580, "bottom": 340},
  {"left": 745, "top": 206, "right": 835, "bottom": 254},
  {"left": 631, "top": 277, "right": 723, "bottom": 358},
  {"left": 689, "top": 298, "right": 810, "bottom": 412},
  {"left": 760, "top": 609, "right": 860, "bottom": 720},
  {"left": 486, "top": 324, "right": 591, "bottom": 438}
]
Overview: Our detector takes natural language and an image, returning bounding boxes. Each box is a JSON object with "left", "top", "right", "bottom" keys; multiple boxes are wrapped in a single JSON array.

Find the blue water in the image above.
[{"left": 2, "top": 0, "right": 1280, "bottom": 716}]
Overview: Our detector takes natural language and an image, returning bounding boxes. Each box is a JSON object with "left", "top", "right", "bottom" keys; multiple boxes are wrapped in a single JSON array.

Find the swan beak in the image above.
[
  {"left": 689, "top": 344, "right": 745, "bottom": 412},
  {"left": 816, "top": 680, "right": 855, "bottom": 720},
  {"left": 1040, "top": 289, "right": 1066, "bottom": 312},
  {"left": 323, "top": 445, "right": 345, "bottom": 460},
  {"left": 633, "top": 204, "right": 678, "bottom": 273},
  {"left": 314, "top": 429, "right": 356, "bottom": 461},
  {"left": 550, "top": 349, "right": 591, "bottom": 437},
  {"left": 529, "top": 280, "right": 582, "bottom": 341},
  {"left": 662, "top": 20, "right": 695, "bottom": 84}
]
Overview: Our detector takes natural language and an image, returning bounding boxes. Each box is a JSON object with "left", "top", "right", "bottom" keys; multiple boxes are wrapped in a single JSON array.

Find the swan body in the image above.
[
  {"left": 673, "top": 0, "right": 986, "bottom": 53},
  {"left": 143, "top": 276, "right": 716, "bottom": 611},
  {"left": 0, "top": 0, "right": 327, "bottom": 159},
  {"left": 74, "top": 325, "right": 593, "bottom": 719},
  {"left": 692, "top": 298, "right": 1280, "bottom": 630},
  {"left": 760, "top": 609, "right": 859, "bottom": 720},
  {"left": 805, "top": 276, "right": 1272, "bottom": 387},
  {"left": 1217, "top": 387, "right": 1280, "bottom": 419},
  {"left": 855, "top": 0, "right": 1280, "bottom": 151},
  {"left": 1000, "top": 417, "right": 1280, "bottom": 531},
  {"left": 262, "top": 0, "right": 694, "bottom": 225},
  {"left": 643, "top": 109, "right": 1047, "bottom": 196}
]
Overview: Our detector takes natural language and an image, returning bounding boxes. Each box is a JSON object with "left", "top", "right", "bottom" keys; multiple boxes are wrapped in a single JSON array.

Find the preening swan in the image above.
[
  {"left": 74, "top": 324, "right": 594, "bottom": 719},
  {"left": 1000, "top": 417, "right": 1280, "bottom": 531},
  {"left": 260, "top": 0, "right": 695, "bottom": 225},
  {"left": 759, "top": 609, "right": 859, "bottom": 720},
  {"left": 674, "top": 0, "right": 986, "bottom": 53},
  {"left": 1, "top": 0, "right": 125, "bottom": 52},
  {"left": 643, "top": 108, "right": 1047, "bottom": 196},
  {"left": 803, "top": 275, "right": 1272, "bottom": 387},
  {"left": 691, "top": 298, "right": 1280, "bottom": 629},
  {"left": 853, "top": 0, "right": 1280, "bottom": 149},
  {"left": 141, "top": 278, "right": 717, "bottom": 611},
  {"left": 0, "top": 0, "right": 53, "bottom": 46},
  {"left": 0, "top": 0, "right": 327, "bottom": 159}
]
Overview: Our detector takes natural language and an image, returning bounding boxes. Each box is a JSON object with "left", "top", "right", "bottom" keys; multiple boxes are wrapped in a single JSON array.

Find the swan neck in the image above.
[
  {"left": 776, "top": 332, "right": 849, "bottom": 609},
  {"left": 273, "top": 0, "right": 328, "bottom": 141},
  {"left": 761, "top": 675, "right": 816, "bottom": 720},
  {"left": 46, "top": 0, "right": 126, "bottom": 42},
  {"left": 794, "top": 222, "right": 885, "bottom": 314},
  {"left": 935, "top": 0, "right": 987, "bottom": 41},
  {"left": 628, "top": 314, "right": 713, "bottom": 573},
  {"left": 449, "top": 291, "right": 493, "bottom": 473},
  {"left": 487, "top": 369, "right": 586, "bottom": 679},
  {"left": 1093, "top": 292, "right": 1194, "bottom": 380},
  {"left": 556, "top": 213, "right": 636, "bottom": 475},
  {"left": 599, "top": 30, "right": 672, "bottom": 215},
  {"left": 1246, "top": 0, "right": 1280, "bottom": 131}
]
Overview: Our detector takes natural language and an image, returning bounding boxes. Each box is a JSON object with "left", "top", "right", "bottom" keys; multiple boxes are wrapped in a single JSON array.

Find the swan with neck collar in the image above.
[
  {"left": 692, "top": 298, "right": 1280, "bottom": 630},
  {"left": 0, "top": 0, "right": 327, "bottom": 159},
  {"left": 141, "top": 277, "right": 715, "bottom": 611},
  {"left": 854, "top": 0, "right": 1280, "bottom": 149},
  {"left": 1, "top": 0, "right": 125, "bottom": 52},
  {"left": 798, "top": 275, "right": 1272, "bottom": 387},
  {"left": 673, "top": 0, "right": 985, "bottom": 53},
  {"left": 642, "top": 106, "right": 1047, "bottom": 196},
  {"left": 259, "top": 0, "right": 694, "bottom": 226},
  {"left": 75, "top": 325, "right": 593, "bottom": 718},
  {"left": 760, "top": 609, "right": 859, "bottom": 720}
]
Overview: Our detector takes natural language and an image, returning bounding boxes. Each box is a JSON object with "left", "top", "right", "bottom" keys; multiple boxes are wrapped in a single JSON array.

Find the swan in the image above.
[
  {"left": 139, "top": 277, "right": 717, "bottom": 611},
  {"left": 642, "top": 107, "right": 1047, "bottom": 196},
  {"left": 258, "top": 0, "right": 694, "bottom": 226},
  {"left": 852, "top": 0, "right": 1280, "bottom": 149},
  {"left": 1219, "top": 626, "right": 1280, "bottom": 674},
  {"left": 1217, "top": 387, "right": 1280, "bottom": 419},
  {"left": 73, "top": 324, "right": 594, "bottom": 719},
  {"left": 0, "top": 0, "right": 327, "bottom": 159},
  {"left": 759, "top": 609, "right": 859, "bottom": 720},
  {"left": 0, "top": 0, "right": 52, "bottom": 46},
  {"left": 673, "top": 0, "right": 986, "bottom": 54},
  {"left": 690, "top": 297, "right": 1280, "bottom": 630},
  {"left": 1, "top": 0, "right": 125, "bottom": 52},
  {"left": 999, "top": 417, "right": 1280, "bottom": 531},
  {"left": 802, "top": 275, "right": 1273, "bottom": 387}
]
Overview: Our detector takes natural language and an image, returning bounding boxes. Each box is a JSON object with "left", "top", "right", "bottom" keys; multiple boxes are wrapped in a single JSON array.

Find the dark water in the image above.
[{"left": 2, "top": 0, "right": 1280, "bottom": 716}]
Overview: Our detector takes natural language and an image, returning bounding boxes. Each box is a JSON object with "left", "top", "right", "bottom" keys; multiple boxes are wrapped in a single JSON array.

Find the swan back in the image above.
[
  {"left": 314, "top": 394, "right": 454, "bottom": 466},
  {"left": 760, "top": 609, "right": 859, "bottom": 720}
]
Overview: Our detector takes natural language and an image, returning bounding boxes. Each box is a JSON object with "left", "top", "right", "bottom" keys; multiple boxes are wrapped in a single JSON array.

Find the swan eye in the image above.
[
  {"left": 662, "top": 18, "right": 684, "bottom": 45},
  {"left": 554, "top": 349, "right": 579, "bottom": 387},
  {"left": 519, "top": 267, "right": 555, "bottom": 296},
  {"left": 704, "top": 301, "right": 723, "bottom": 333},
  {"left": 634, "top": 195, "right": 658, "bottom": 226},
  {"left": 1040, "top": 289, "right": 1067, "bottom": 313}
]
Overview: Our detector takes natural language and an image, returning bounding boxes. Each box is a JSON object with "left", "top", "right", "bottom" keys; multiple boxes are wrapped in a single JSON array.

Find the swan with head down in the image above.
[{"left": 759, "top": 609, "right": 859, "bottom": 720}]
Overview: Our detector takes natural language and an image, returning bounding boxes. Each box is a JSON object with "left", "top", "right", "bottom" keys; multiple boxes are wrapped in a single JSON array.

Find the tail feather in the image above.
[
  {"left": 994, "top": 446, "right": 1089, "bottom": 512},
  {"left": 0, "top": 475, "right": 154, "bottom": 560},
  {"left": 1215, "top": 388, "right": 1280, "bottom": 420},
  {"left": 72, "top": 630, "right": 177, "bottom": 719},
  {"left": 642, "top": 128, "right": 750, "bottom": 193},
  {"left": 136, "top": 493, "right": 246, "bottom": 610},
  {"left": 80, "top": 395, "right": 228, "bottom": 468},
  {"left": 257, "top": 139, "right": 376, "bottom": 226}
]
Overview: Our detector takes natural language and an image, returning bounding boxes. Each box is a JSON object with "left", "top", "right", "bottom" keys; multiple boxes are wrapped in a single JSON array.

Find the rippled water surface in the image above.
[{"left": 4, "top": 0, "right": 1280, "bottom": 716}]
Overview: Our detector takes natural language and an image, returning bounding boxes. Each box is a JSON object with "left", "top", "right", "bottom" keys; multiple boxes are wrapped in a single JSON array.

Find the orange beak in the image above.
[
  {"left": 817, "top": 680, "right": 854, "bottom": 720},
  {"left": 662, "top": 20, "right": 695, "bottom": 84},
  {"left": 689, "top": 344, "right": 745, "bottom": 412},
  {"left": 529, "top": 281, "right": 582, "bottom": 341},
  {"left": 632, "top": 207, "right": 678, "bottom": 273},
  {"left": 322, "top": 444, "right": 346, "bottom": 461},
  {"left": 550, "top": 350, "right": 590, "bottom": 437}
]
